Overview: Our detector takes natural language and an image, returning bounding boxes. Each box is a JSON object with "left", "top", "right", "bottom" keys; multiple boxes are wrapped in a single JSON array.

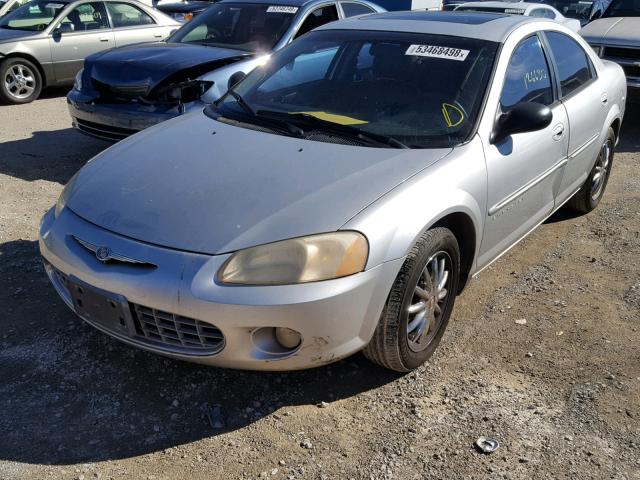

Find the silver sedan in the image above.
[
  {"left": 40, "top": 12, "right": 626, "bottom": 372},
  {"left": 0, "top": 0, "right": 179, "bottom": 103}
]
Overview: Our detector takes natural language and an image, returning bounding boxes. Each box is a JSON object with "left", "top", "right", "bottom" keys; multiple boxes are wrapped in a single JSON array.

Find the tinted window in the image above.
[
  {"left": 341, "top": 2, "right": 374, "bottom": 17},
  {"left": 540, "top": 0, "right": 595, "bottom": 21},
  {"left": 211, "top": 30, "right": 499, "bottom": 148},
  {"left": 603, "top": 0, "right": 640, "bottom": 17},
  {"left": 545, "top": 31, "right": 592, "bottom": 97},
  {"left": 171, "top": 3, "right": 298, "bottom": 52},
  {"left": 500, "top": 35, "right": 553, "bottom": 109},
  {"left": 60, "top": 2, "right": 109, "bottom": 30},
  {"left": 294, "top": 5, "right": 338, "bottom": 38},
  {"left": 8, "top": 0, "right": 30, "bottom": 12},
  {"left": 106, "top": 2, "right": 154, "bottom": 27}
]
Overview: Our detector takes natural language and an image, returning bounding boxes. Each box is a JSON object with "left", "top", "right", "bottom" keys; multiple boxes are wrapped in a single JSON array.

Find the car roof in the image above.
[
  {"left": 217, "top": 0, "right": 320, "bottom": 6},
  {"left": 316, "top": 11, "right": 542, "bottom": 42}
]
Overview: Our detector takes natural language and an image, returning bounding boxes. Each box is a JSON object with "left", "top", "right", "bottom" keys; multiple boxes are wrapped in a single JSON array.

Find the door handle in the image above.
[
  {"left": 153, "top": 33, "right": 163, "bottom": 38},
  {"left": 601, "top": 93, "right": 608, "bottom": 104},
  {"left": 552, "top": 123, "right": 565, "bottom": 141},
  {"left": 99, "top": 37, "right": 110, "bottom": 42}
]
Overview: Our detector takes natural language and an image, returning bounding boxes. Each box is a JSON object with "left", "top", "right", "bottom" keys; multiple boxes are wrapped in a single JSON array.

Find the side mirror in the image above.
[
  {"left": 491, "top": 102, "right": 553, "bottom": 144},
  {"left": 227, "top": 71, "right": 246, "bottom": 90},
  {"left": 55, "top": 22, "right": 74, "bottom": 34}
]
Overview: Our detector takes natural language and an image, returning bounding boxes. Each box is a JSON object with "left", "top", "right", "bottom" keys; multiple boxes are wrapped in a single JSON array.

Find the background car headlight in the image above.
[
  {"left": 172, "top": 12, "right": 193, "bottom": 22},
  {"left": 218, "top": 232, "right": 369, "bottom": 285},
  {"left": 73, "top": 68, "right": 83, "bottom": 91}
]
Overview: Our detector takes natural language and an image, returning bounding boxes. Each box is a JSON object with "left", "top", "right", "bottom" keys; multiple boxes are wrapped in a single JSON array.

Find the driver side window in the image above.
[
  {"left": 500, "top": 35, "right": 553, "bottom": 110},
  {"left": 294, "top": 5, "right": 339, "bottom": 39},
  {"left": 59, "top": 2, "right": 110, "bottom": 31}
]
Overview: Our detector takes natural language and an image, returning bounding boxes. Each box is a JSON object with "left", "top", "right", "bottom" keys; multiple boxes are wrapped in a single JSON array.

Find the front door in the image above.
[
  {"left": 478, "top": 34, "right": 569, "bottom": 268},
  {"left": 49, "top": 2, "right": 114, "bottom": 83}
]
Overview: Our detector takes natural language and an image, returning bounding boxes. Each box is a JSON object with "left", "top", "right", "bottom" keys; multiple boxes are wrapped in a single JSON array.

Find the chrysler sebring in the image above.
[{"left": 40, "top": 12, "right": 626, "bottom": 372}]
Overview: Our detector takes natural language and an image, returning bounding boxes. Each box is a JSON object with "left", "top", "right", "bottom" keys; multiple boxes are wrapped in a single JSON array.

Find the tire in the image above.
[
  {"left": 567, "top": 127, "right": 615, "bottom": 214},
  {"left": 0, "top": 57, "right": 43, "bottom": 104},
  {"left": 364, "top": 227, "right": 460, "bottom": 372}
]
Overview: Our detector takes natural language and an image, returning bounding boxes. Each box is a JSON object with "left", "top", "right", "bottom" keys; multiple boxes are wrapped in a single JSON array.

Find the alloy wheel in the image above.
[
  {"left": 4, "top": 63, "right": 36, "bottom": 100},
  {"left": 406, "top": 250, "right": 452, "bottom": 353},
  {"left": 591, "top": 138, "right": 612, "bottom": 201}
]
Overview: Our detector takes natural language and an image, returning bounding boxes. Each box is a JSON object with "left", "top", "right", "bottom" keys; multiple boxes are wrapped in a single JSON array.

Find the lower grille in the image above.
[
  {"left": 75, "top": 118, "right": 138, "bottom": 141},
  {"left": 132, "top": 304, "right": 224, "bottom": 355},
  {"left": 621, "top": 64, "right": 640, "bottom": 80}
]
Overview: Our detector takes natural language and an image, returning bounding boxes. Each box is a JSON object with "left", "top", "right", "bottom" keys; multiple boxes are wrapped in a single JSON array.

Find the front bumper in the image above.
[
  {"left": 67, "top": 89, "right": 205, "bottom": 142},
  {"left": 39, "top": 207, "right": 402, "bottom": 370}
]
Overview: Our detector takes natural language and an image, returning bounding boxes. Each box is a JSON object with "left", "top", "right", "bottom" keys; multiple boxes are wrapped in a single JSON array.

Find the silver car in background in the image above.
[
  {"left": 580, "top": 0, "right": 640, "bottom": 98},
  {"left": 0, "top": 0, "right": 179, "bottom": 103},
  {"left": 41, "top": 12, "right": 626, "bottom": 372}
]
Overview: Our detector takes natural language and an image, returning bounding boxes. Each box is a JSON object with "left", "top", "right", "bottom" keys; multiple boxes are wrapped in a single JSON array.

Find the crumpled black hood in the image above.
[{"left": 83, "top": 42, "right": 252, "bottom": 97}]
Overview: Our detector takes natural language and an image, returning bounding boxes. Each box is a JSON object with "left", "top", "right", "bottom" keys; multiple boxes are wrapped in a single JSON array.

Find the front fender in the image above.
[{"left": 342, "top": 136, "right": 487, "bottom": 273}]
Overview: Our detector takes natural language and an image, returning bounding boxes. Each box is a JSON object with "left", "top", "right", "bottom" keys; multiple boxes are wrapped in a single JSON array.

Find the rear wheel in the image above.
[
  {"left": 0, "top": 57, "right": 42, "bottom": 104},
  {"left": 567, "top": 127, "right": 615, "bottom": 214},
  {"left": 364, "top": 227, "right": 460, "bottom": 372}
]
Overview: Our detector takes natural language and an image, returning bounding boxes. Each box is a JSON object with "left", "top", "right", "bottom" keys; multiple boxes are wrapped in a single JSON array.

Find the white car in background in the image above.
[{"left": 455, "top": 1, "right": 582, "bottom": 30}]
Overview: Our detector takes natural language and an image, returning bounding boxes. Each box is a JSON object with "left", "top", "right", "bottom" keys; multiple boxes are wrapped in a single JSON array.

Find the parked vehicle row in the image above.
[
  {"left": 65, "top": 0, "right": 383, "bottom": 139},
  {"left": 39, "top": 10, "right": 626, "bottom": 371}
]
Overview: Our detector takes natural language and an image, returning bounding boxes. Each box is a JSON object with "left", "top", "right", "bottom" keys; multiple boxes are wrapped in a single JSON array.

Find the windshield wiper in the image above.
[
  {"left": 228, "top": 90, "right": 256, "bottom": 117},
  {"left": 257, "top": 110, "right": 409, "bottom": 149}
]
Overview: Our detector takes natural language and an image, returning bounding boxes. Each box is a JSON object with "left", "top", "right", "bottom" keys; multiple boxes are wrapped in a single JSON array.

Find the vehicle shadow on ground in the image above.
[
  {"left": 0, "top": 128, "right": 109, "bottom": 184},
  {"left": 0, "top": 239, "right": 399, "bottom": 466}
]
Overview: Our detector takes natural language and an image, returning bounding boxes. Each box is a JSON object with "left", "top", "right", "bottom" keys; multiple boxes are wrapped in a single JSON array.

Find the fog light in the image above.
[{"left": 275, "top": 327, "right": 302, "bottom": 349}]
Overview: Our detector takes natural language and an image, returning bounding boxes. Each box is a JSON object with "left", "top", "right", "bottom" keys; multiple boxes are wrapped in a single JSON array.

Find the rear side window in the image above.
[
  {"left": 500, "top": 35, "right": 553, "bottom": 109},
  {"left": 106, "top": 2, "right": 155, "bottom": 28},
  {"left": 545, "top": 31, "right": 593, "bottom": 97},
  {"left": 529, "top": 7, "right": 555, "bottom": 18},
  {"left": 341, "top": 2, "right": 375, "bottom": 17},
  {"left": 295, "top": 5, "right": 339, "bottom": 39}
]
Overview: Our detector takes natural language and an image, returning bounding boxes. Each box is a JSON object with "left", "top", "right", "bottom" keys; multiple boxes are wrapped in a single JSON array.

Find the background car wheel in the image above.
[
  {"left": 364, "top": 227, "right": 460, "bottom": 372},
  {"left": 567, "top": 127, "right": 615, "bottom": 214},
  {"left": 0, "top": 57, "right": 42, "bottom": 104}
]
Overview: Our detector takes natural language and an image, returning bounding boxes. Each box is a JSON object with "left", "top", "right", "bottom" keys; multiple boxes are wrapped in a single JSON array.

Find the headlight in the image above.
[
  {"left": 73, "top": 68, "right": 83, "bottom": 91},
  {"left": 172, "top": 12, "right": 193, "bottom": 22},
  {"left": 55, "top": 171, "right": 80, "bottom": 218},
  {"left": 218, "top": 231, "right": 369, "bottom": 285}
]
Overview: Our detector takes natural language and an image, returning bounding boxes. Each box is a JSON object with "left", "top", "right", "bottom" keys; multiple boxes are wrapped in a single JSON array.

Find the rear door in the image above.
[
  {"left": 50, "top": 2, "right": 114, "bottom": 83},
  {"left": 542, "top": 30, "right": 607, "bottom": 205},
  {"left": 105, "top": 1, "right": 166, "bottom": 46}
]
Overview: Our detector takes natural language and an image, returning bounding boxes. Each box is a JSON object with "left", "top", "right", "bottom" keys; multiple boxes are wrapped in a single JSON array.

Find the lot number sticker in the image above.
[
  {"left": 405, "top": 45, "right": 470, "bottom": 62},
  {"left": 267, "top": 6, "right": 298, "bottom": 13}
]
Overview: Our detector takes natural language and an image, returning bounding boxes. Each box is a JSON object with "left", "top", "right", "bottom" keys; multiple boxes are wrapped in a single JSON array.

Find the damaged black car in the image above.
[{"left": 67, "top": 0, "right": 385, "bottom": 141}]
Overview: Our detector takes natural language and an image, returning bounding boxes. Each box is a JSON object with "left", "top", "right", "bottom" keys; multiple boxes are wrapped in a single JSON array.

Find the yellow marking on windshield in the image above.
[
  {"left": 441, "top": 103, "right": 464, "bottom": 128},
  {"left": 292, "top": 111, "right": 368, "bottom": 126}
]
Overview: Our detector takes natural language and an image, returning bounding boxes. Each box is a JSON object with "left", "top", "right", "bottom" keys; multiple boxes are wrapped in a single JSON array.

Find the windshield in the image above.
[
  {"left": 0, "top": 0, "right": 67, "bottom": 30},
  {"left": 539, "top": 0, "right": 594, "bottom": 21},
  {"left": 169, "top": 2, "right": 298, "bottom": 52},
  {"left": 208, "top": 30, "right": 498, "bottom": 149},
  {"left": 456, "top": 5, "right": 526, "bottom": 13},
  {"left": 603, "top": 0, "right": 640, "bottom": 16}
]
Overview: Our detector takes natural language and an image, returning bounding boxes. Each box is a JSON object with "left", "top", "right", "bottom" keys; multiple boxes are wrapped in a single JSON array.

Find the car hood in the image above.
[
  {"left": 580, "top": 17, "right": 640, "bottom": 45},
  {"left": 0, "top": 28, "right": 39, "bottom": 44},
  {"left": 66, "top": 112, "right": 451, "bottom": 255},
  {"left": 84, "top": 42, "right": 252, "bottom": 96}
]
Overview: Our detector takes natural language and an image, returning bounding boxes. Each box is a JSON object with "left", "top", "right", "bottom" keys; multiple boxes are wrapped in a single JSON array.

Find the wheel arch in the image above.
[{"left": 1, "top": 52, "right": 48, "bottom": 87}]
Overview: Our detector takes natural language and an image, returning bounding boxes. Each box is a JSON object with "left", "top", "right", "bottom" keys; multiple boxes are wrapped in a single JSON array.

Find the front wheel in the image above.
[
  {"left": 364, "top": 227, "right": 460, "bottom": 372},
  {"left": 0, "top": 57, "right": 42, "bottom": 104},
  {"left": 567, "top": 127, "right": 615, "bottom": 214}
]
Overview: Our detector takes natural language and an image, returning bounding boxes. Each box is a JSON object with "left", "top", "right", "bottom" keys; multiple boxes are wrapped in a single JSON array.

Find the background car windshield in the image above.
[
  {"left": 214, "top": 30, "right": 498, "bottom": 148},
  {"left": 169, "top": 2, "right": 298, "bottom": 52},
  {"left": 540, "top": 0, "right": 593, "bottom": 21},
  {"left": 603, "top": 0, "right": 640, "bottom": 16},
  {"left": 0, "top": 0, "right": 67, "bottom": 29}
]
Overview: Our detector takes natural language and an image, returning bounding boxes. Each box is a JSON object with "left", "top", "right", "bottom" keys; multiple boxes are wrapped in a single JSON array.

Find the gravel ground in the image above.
[{"left": 0, "top": 92, "right": 639, "bottom": 480}]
